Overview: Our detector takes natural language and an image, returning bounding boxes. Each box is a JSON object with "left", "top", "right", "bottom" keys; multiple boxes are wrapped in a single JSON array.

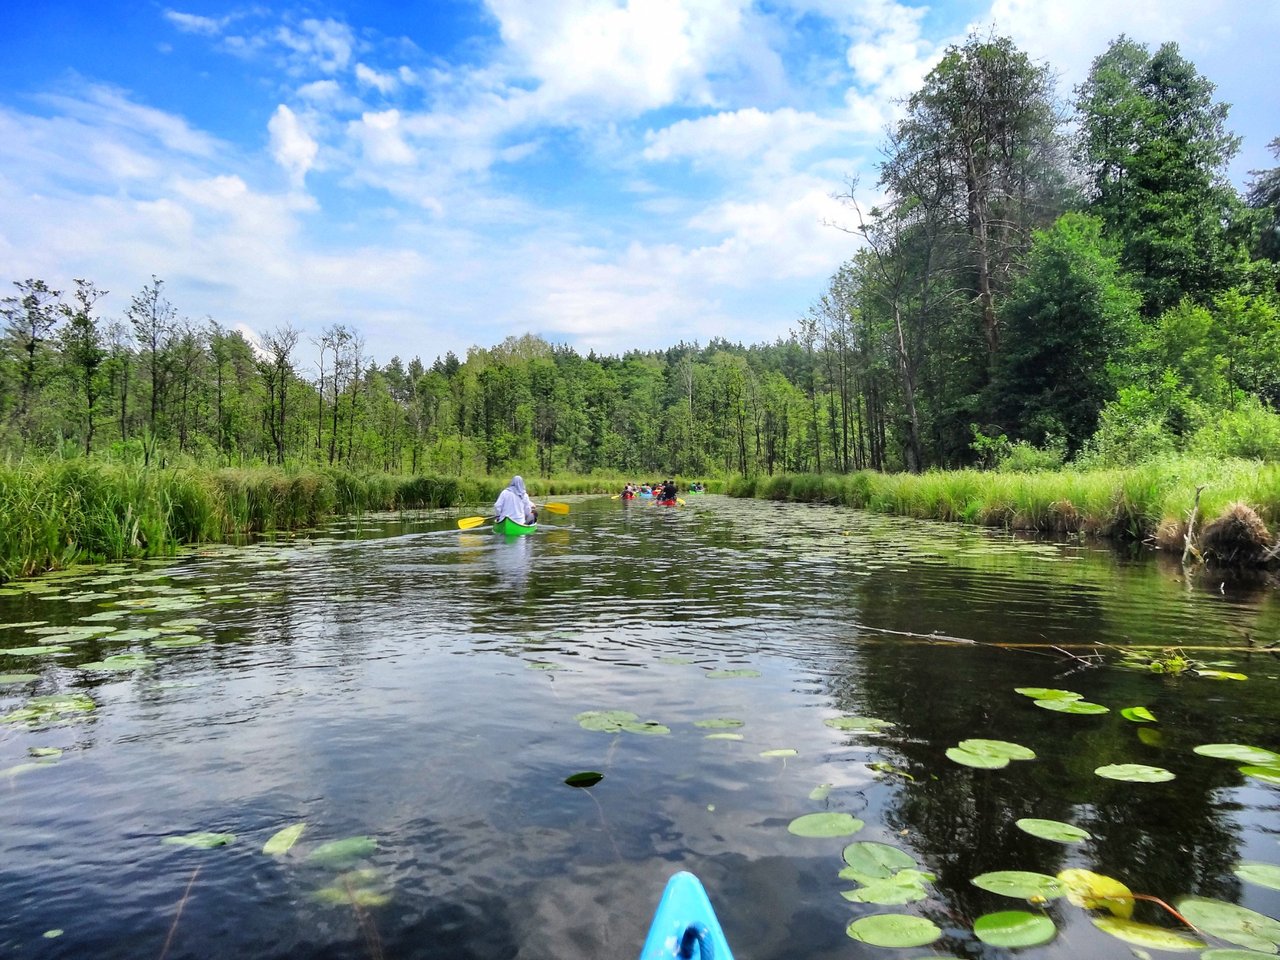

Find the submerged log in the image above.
[{"left": 1200, "top": 502, "right": 1275, "bottom": 566}]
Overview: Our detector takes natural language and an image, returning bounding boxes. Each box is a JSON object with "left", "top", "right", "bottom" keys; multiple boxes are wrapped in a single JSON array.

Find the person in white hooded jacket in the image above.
[{"left": 494, "top": 475, "right": 538, "bottom": 525}]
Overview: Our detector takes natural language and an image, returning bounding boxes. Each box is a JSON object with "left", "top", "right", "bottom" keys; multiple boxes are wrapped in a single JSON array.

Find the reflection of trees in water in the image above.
[{"left": 830, "top": 628, "right": 1250, "bottom": 936}]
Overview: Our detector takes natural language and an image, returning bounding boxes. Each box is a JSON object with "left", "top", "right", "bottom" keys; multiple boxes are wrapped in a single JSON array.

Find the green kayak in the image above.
[{"left": 493, "top": 517, "right": 536, "bottom": 536}]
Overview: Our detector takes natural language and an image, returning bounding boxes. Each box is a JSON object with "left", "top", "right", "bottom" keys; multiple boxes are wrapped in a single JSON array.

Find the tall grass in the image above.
[{"left": 725, "top": 459, "right": 1280, "bottom": 548}]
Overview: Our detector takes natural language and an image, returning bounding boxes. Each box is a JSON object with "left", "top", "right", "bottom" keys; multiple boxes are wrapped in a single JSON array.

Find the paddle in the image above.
[{"left": 456, "top": 501, "right": 570, "bottom": 529}]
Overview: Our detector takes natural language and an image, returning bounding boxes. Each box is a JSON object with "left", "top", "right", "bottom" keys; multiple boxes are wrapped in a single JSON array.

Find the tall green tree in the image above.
[
  {"left": 58, "top": 279, "right": 107, "bottom": 455},
  {"left": 2, "top": 278, "right": 62, "bottom": 441},
  {"left": 1246, "top": 137, "right": 1280, "bottom": 264}
]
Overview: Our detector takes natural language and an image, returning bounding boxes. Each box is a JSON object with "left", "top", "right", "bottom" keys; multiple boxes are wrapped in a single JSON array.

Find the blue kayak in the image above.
[{"left": 639, "top": 872, "right": 735, "bottom": 960}]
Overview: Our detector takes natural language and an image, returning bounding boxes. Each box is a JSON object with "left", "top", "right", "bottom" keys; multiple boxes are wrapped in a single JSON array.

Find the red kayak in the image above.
[{"left": 657, "top": 499, "right": 678, "bottom": 506}]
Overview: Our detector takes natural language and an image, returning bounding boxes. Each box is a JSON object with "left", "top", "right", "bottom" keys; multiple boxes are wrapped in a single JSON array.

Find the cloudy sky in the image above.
[{"left": 1, "top": 1, "right": 1276, "bottom": 366}]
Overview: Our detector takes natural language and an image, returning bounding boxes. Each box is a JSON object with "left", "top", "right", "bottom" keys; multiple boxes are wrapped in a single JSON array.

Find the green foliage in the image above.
[{"left": 1187, "top": 398, "right": 1280, "bottom": 461}]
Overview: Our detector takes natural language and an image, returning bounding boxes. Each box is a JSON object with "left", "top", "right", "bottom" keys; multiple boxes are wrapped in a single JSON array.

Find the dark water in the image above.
[{"left": 1, "top": 495, "right": 1278, "bottom": 959}]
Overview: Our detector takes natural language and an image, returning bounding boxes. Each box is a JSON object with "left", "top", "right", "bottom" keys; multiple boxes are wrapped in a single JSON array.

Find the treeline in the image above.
[{"left": 2, "top": 33, "right": 1279, "bottom": 478}]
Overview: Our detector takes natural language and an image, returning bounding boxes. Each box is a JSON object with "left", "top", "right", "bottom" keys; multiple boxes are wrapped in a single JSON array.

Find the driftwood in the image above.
[{"left": 1182, "top": 484, "right": 1205, "bottom": 566}]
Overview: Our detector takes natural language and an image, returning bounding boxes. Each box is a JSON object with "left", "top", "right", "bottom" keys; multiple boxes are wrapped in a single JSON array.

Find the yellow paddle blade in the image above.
[
  {"left": 610, "top": 494, "right": 620, "bottom": 499},
  {"left": 677, "top": 498, "right": 686, "bottom": 506},
  {"left": 457, "top": 515, "right": 489, "bottom": 530},
  {"left": 542, "top": 502, "right": 570, "bottom": 515}
]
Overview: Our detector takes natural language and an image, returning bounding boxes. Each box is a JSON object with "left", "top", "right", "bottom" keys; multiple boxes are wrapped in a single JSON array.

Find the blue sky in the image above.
[{"left": 1, "top": 1, "right": 1277, "bottom": 367}]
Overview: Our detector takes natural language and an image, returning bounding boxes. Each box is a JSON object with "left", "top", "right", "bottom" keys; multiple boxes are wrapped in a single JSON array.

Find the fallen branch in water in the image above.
[{"left": 158, "top": 866, "right": 200, "bottom": 960}]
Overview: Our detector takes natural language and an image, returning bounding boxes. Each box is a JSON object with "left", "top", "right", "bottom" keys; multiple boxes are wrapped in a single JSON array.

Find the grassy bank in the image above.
[
  {"left": 0, "top": 462, "right": 627, "bottom": 582},
  {"left": 725, "top": 459, "right": 1280, "bottom": 561}
]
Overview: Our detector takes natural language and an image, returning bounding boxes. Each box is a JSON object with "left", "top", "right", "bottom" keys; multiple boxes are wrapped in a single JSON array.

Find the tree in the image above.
[
  {"left": 1074, "top": 37, "right": 1241, "bottom": 315},
  {"left": 2, "top": 278, "right": 62, "bottom": 440},
  {"left": 1246, "top": 137, "right": 1280, "bottom": 264},
  {"left": 258, "top": 325, "right": 300, "bottom": 465},
  {"left": 58, "top": 279, "right": 108, "bottom": 455},
  {"left": 127, "top": 276, "right": 176, "bottom": 452},
  {"left": 990, "top": 213, "right": 1140, "bottom": 451}
]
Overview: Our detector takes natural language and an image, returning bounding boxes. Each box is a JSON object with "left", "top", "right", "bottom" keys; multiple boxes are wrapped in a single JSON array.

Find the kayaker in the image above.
[
  {"left": 662, "top": 479, "right": 677, "bottom": 502},
  {"left": 494, "top": 475, "right": 537, "bottom": 525}
]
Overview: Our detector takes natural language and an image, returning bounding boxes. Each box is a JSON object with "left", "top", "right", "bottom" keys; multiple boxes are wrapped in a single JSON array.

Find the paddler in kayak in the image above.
[
  {"left": 661, "top": 478, "right": 678, "bottom": 502},
  {"left": 494, "top": 475, "right": 538, "bottom": 525}
]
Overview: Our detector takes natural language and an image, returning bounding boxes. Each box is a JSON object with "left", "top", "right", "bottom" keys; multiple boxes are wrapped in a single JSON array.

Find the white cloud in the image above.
[
  {"left": 349, "top": 110, "right": 417, "bottom": 167},
  {"left": 643, "top": 107, "right": 841, "bottom": 172},
  {"left": 355, "top": 63, "right": 398, "bottom": 95},
  {"left": 275, "top": 18, "right": 355, "bottom": 75},
  {"left": 163, "top": 9, "right": 228, "bottom": 36},
  {"left": 268, "top": 104, "right": 318, "bottom": 187}
]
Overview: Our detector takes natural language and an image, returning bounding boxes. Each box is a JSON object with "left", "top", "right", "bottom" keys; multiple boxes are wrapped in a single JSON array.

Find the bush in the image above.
[
  {"left": 998, "top": 438, "right": 1067, "bottom": 473},
  {"left": 1186, "top": 398, "right": 1280, "bottom": 461}
]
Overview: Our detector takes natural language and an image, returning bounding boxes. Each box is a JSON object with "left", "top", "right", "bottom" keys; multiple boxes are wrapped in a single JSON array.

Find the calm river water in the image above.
[{"left": 1, "top": 495, "right": 1278, "bottom": 959}]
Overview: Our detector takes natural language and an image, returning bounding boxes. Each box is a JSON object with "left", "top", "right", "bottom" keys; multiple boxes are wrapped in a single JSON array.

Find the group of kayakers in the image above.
[{"left": 620, "top": 479, "right": 680, "bottom": 504}]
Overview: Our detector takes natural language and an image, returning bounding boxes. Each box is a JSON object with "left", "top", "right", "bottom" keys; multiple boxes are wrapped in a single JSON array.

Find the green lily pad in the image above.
[
  {"left": 308, "top": 836, "right": 377, "bottom": 866},
  {"left": 704, "top": 733, "right": 743, "bottom": 741},
  {"left": 959, "top": 739, "right": 1036, "bottom": 760},
  {"left": 1240, "top": 765, "right": 1280, "bottom": 785},
  {"left": 79, "top": 654, "right": 152, "bottom": 672},
  {"left": 575, "top": 710, "right": 638, "bottom": 733},
  {"left": 1015, "top": 818, "right": 1091, "bottom": 843},
  {"left": 808, "top": 783, "right": 833, "bottom": 801},
  {"left": 2, "top": 761, "right": 57, "bottom": 777},
  {"left": 0, "top": 673, "right": 39, "bottom": 684},
  {"left": 1014, "top": 687, "right": 1081, "bottom": 700},
  {"left": 841, "top": 841, "right": 917, "bottom": 880},
  {"left": 564, "top": 771, "right": 603, "bottom": 788},
  {"left": 787, "top": 812, "right": 864, "bottom": 838},
  {"left": 841, "top": 869, "right": 934, "bottom": 905},
  {"left": 971, "top": 871, "right": 1064, "bottom": 900},
  {"left": 1175, "top": 897, "right": 1280, "bottom": 953},
  {"left": 973, "top": 911, "right": 1056, "bottom": 948},
  {"left": 152, "top": 636, "right": 210, "bottom": 648},
  {"left": 621, "top": 721, "right": 670, "bottom": 736},
  {"left": 759, "top": 748, "right": 797, "bottom": 758},
  {"left": 946, "top": 746, "right": 1009, "bottom": 769},
  {"left": 1201, "top": 951, "right": 1280, "bottom": 959},
  {"left": 1196, "top": 669, "right": 1248, "bottom": 680},
  {"left": 313, "top": 869, "right": 390, "bottom": 907},
  {"left": 1091, "top": 917, "right": 1203, "bottom": 950},
  {"left": 824, "top": 716, "right": 895, "bottom": 732},
  {"left": 162, "top": 832, "right": 236, "bottom": 849},
  {"left": 3, "top": 646, "right": 72, "bottom": 656},
  {"left": 263, "top": 823, "right": 306, "bottom": 855},
  {"left": 694, "top": 718, "right": 744, "bottom": 729},
  {"left": 846, "top": 914, "right": 941, "bottom": 948},
  {"left": 1194, "top": 744, "right": 1280, "bottom": 765},
  {"left": 29, "top": 747, "right": 62, "bottom": 758},
  {"left": 1095, "top": 763, "right": 1175, "bottom": 783},
  {"left": 2, "top": 693, "right": 96, "bottom": 726},
  {"left": 705, "top": 669, "right": 761, "bottom": 680},
  {"left": 1121, "top": 706, "right": 1157, "bottom": 723},
  {"left": 1233, "top": 862, "right": 1280, "bottom": 891},
  {"left": 1035, "top": 698, "right": 1109, "bottom": 715},
  {"left": 1057, "top": 869, "right": 1133, "bottom": 918}
]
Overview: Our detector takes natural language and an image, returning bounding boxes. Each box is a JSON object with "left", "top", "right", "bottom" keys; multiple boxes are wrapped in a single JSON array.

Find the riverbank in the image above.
[
  {"left": 0, "top": 461, "right": 624, "bottom": 581},
  {"left": 725, "top": 459, "right": 1280, "bottom": 564}
]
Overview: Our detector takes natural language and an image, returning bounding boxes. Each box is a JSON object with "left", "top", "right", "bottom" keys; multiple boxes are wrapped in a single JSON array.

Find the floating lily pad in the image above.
[
  {"left": 162, "top": 832, "right": 236, "bottom": 849},
  {"left": 0, "top": 673, "right": 39, "bottom": 684},
  {"left": 704, "top": 733, "right": 743, "bottom": 741},
  {"left": 1057, "top": 869, "right": 1133, "bottom": 918},
  {"left": 564, "top": 771, "right": 604, "bottom": 788},
  {"left": 313, "top": 869, "right": 390, "bottom": 907},
  {"left": 1233, "top": 862, "right": 1280, "bottom": 891},
  {"left": 621, "top": 721, "right": 670, "bottom": 736},
  {"left": 846, "top": 914, "right": 941, "bottom": 948},
  {"left": 1175, "top": 898, "right": 1280, "bottom": 953},
  {"left": 1196, "top": 669, "right": 1248, "bottom": 681},
  {"left": 824, "top": 716, "right": 895, "bottom": 732},
  {"left": 152, "top": 636, "right": 210, "bottom": 648},
  {"left": 2, "top": 760, "right": 57, "bottom": 777},
  {"left": 759, "top": 748, "right": 797, "bottom": 758},
  {"left": 841, "top": 869, "right": 934, "bottom": 905},
  {"left": 1137, "top": 727, "right": 1164, "bottom": 747},
  {"left": 1014, "top": 687, "right": 1081, "bottom": 700},
  {"left": 787, "top": 812, "right": 864, "bottom": 838},
  {"left": 3, "top": 645, "right": 72, "bottom": 656},
  {"left": 947, "top": 739, "right": 1035, "bottom": 769},
  {"left": 79, "top": 611, "right": 128, "bottom": 622},
  {"left": 29, "top": 747, "right": 62, "bottom": 759},
  {"left": 103, "top": 629, "right": 163, "bottom": 643},
  {"left": 1095, "top": 763, "right": 1175, "bottom": 783},
  {"left": 809, "top": 783, "right": 833, "bottom": 801},
  {"left": 841, "top": 841, "right": 917, "bottom": 880},
  {"left": 973, "top": 911, "right": 1056, "bottom": 948},
  {"left": 1091, "top": 917, "right": 1203, "bottom": 951},
  {"left": 575, "top": 710, "right": 638, "bottom": 733},
  {"left": 1015, "top": 818, "right": 1091, "bottom": 844},
  {"left": 1201, "top": 951, "right": 1280, "bottom": 959},
  {"left": 705, "top": 669, "right": 761, "bottom": 680},
  {"left": 1035, "top": 698, "right": 1109, "bottom": 715},
  {"left": 971, "top": 871, "right": 1064, "bottom": 900},
  {"left": 1121, "top": 706, "right": 1157, "bottom": 723},
  {"left": 1193, "top": 744, "right": 1280, "bottom": 765},
  {"left": 1239, "top": 765, "right": 1280, "bottom": 785},
  {"left": 79, "top": 654, "right": 152, "bottom": 672},
  {"left": 946, "top": 746, "right": 1008, "bottom": 769},
  {"left": 694, "top": 718, "right": 744, "bottom": 729},
  {"left": 2, "top": 693, "right": 95, "bottom": 727},
  {"left": 526, "top": 661, "right": 564, "bottom": 671},
  {"left": 308, "top": 836, "right": 377, "bottom": 866},
  {"left": 263, "top": 823, "right": 306, "bottom": 855}
]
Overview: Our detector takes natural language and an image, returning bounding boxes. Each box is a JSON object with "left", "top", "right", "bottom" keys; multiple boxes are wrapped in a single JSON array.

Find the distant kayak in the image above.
[
  {"left": 492, "top": 517, "right": 536, "bottom": 536},
  {"left": 640, "top": 872, "right": 735, "bottom": 960},
  {"left": 622, "top": 493, "right": 636, "bottom": 500},
  {"left": 639, "top": 491, "right": 653, "bottom": 499},
  {"left": 656, "top": 499, "right": 678, "bottom": 507}
]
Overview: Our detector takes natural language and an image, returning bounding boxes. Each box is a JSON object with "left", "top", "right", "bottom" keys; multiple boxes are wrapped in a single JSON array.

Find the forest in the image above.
[{"left": 3, "top": 34, "right": 1279, "bottom": 481}]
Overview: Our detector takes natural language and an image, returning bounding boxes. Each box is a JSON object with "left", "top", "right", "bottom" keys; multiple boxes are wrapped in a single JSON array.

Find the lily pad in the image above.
[
  {"left": 79, "top": 654, "right": 152, "bottom": 672},
  {"left": 841, "top": 841, "right": 917, "bottom": 880},
  {"left": 308, "top": 836, "right": 377, "bottom": 866},
  {"left": 973, "top": 911, "right": 1056, "bottom": 948},
  {"left": 704, "top": 733, "right": 743, "bottom": 741},
  {"left": 621, "top": 721, "right": 670, "bottom": 736},
  {"left": 946, "top": 746, "right": 1009, "bottom": 769},
  {"left": 1239, "top": 765, "right": 1280, "bottom": 785},
  {"left": 575, "top": 710, "right": 638, "bottom": 733},
  {"left": 3, "top": 645, "right": 72, "bottom": 656},
  {"left": 1091, "top": 916, "right": 1203, "bottom": 950},
  {"left": 946, "top": 739, "right": 1035, "bottom": 769},
  {"left": 1201, "top": 951, "right": 1280, "bottom": 959},
  {"left": 705, "top": 669, "right": 761, "bottom": 680},
  {"left": 564, "top": 771, "right": 604, "bottom": 788},
  {"left": 809, "top": 783, "right": 832, "bottom": 801},
  {"left": 694, "top": 718, "right": 744, "bottom": 729},
  {"left": 846, "top": 914, "right": 941, "bottom": 948},
  {"left": 1057, "top": 869, "right": 1133, "bottom": 918},
  {"left": 841, "top": 869, "right": 934, "bottom": 905},
  {"left": 1095, "top": 763, "right": 1175, "bottom": 783},
  {"left": 1014, "top": 687, "right": 1081, "bottom": 700},
  {"left": 29, "top": 747, "right": 62, "bottom": 758},
  {"left": 1194, "top": 744, "right": 1280, "bottom": 765},
  {"left": 787, "top": 812, "right": 864, "bottom": 838},
  {"left": 1175, "top": 897, "right": 1280, "bottom": 953},
  {"left": 971, "top": 871, "right": 1064, "bottom": 900},
  {"left": 1121, "top": 706, "right": 1157, "bottom": 723},
  {"left": 313, "top": 869, "right": 390, "bottom": 907},
  {"left": 1035, "top": 698, "right": 1109, "bottom": 715},
  {"left": 1232, "top": 862, "right": 1280, "bottom": 891},
  {"left": 1015, "top": 818, "right": 1091, "bottom": 844},
  {"left": 152, "top": 636, "right": 210, "bottom": 648},
  {"left": 162, "top": 832, "right": 236, "bottom": 849},
  {"left": 0, "top": 673, "right": 39, "bottom": 684},
  {"left": 263, "top": 823, "right": 306, "bottom": 855},
  {"left": 2, "top": 693, "right": 96, "bottom": 726},
  {"left": 1196, "top": 669, "right": 1248, "bottom": 681},
  {"left": 759, "top": 748, "right": 797, "bottom": 758},
  {"left": 824, "top": 716, "right": 895, "bottom": 732}
]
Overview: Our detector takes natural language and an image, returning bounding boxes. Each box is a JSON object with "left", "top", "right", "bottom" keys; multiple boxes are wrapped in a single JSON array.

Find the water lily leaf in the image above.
[
  {"left": 946, "top": 747, "right": 1009, "bottom": 769},
  {"left": 152, "top": 636, "right": 210, "bottom": 648},
  {"left": 162, "top": 832, "right": 236, "bottom": 849},
  {"left": 1090, "top": 917, "right": 1203, "bottom": 951},
  {"left": 314, "top": 886, "right": 391, "bottom": 907},
  {"left": 564, "top": 771, "right": 604, "bottom": 788},
  {"left": 846, "top": 914, "right": 941, "bottom": 948},
  {"left": 694, "top": 718, "right": 744, "bottom": 729},
  {"left": 973, "top": 911, "right": 1056, "bottom": 948},
  {"left": 575, "top": 710, "right": 638, "bottom": 733},
  {"left": 1121, "top": 707, "right": 1157, "bottom": 723},
  {"left": 1035, "top": 698, "right": 1109, "bottom": 715},
  {"left": 621, "top": 721, "right": 670, "bottom": 736},
  {"left": 1175, "top": 897, "right": 1280, "bottom": 953},
  {"left": 3, "top": 645, "right": 72, "bottom": 656},
  {"left": 824, "top": 716, "right": 895, "bottom": 732},
  {"left": 1193, "top": 744, "right": 1280, "bottom": 765},
  {"left": 80, "top": 611, "right": 128, "bottom": 622},
  {"left": 959, "top": 739, "right": 1036, "bottom": 761},
  {"left": 808, "top": 783, "right": 832, "bottom": 801},
  {"left": 2, "top": 693, "right": 95, "bottom": 726},
  {"left": 1239, "top": 765, "right": 1280, "bottom": 785},
  {"left": 1015, "top": 818, "right": 1091, "bottom": 843},
  {"left": 841, "top": 841, "right": 916, "bottom": 880},
  {"left": 705, "top": 733, "right": 743, "bottom": 741},
  {"left": 1201, "top": 951, "right": 1280, "bottom": 959},
  {"left": 29, "top": 747, "right": 62, "bottom": 758},
  {"left": 0, "top": 673, "right": 39, "bottom": 684},
  {"left": 971, "top": 871, "right": 1064, "bottom": 900},
  {"left": 79, "top": 654, "right": 152, "bottom": 672},
  {"left": 2, "top": 761, "right": 56, "bottom": 777},
  {"left": 759, "top": 748, "right": 797, "bottom": 758},
  {"left": 104, "top": 629, "right": 162, "bottom": 643},
  {"left": 841, "top": 869, "right": 934, "bottom": 905},
  {"left": 1014, "top": 687, "right": 1081, "bottom": 700},
  {"left": 1233, "top": 862, "right": 1280, "bottom": 891},
  {"left": 1057, "top": 869, "right": 1133, "bottom": 918},
  {"left": 1137, "top": 727, "right": 1164, "bottom": 747},
  {"left": 705, "top": 669, "right": 761, "bottom": 680},
  {"left": 1095, "top": 763, "right": 1175, "bottom": 783},
  {"left": 1196, "top": 669, "right": 1248, "bottom": 681},
  {"left": 263, "top": 823, "right": 306, "bottom": 855},
  {"left": 526, "top": 661, "right": 564, "bottom": 671},
  {"left": 308, "top": 836, "right": 377, "bottom": 866},
  {"left": 787, "top": 812, "right": 864, "bottom": 838}
]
